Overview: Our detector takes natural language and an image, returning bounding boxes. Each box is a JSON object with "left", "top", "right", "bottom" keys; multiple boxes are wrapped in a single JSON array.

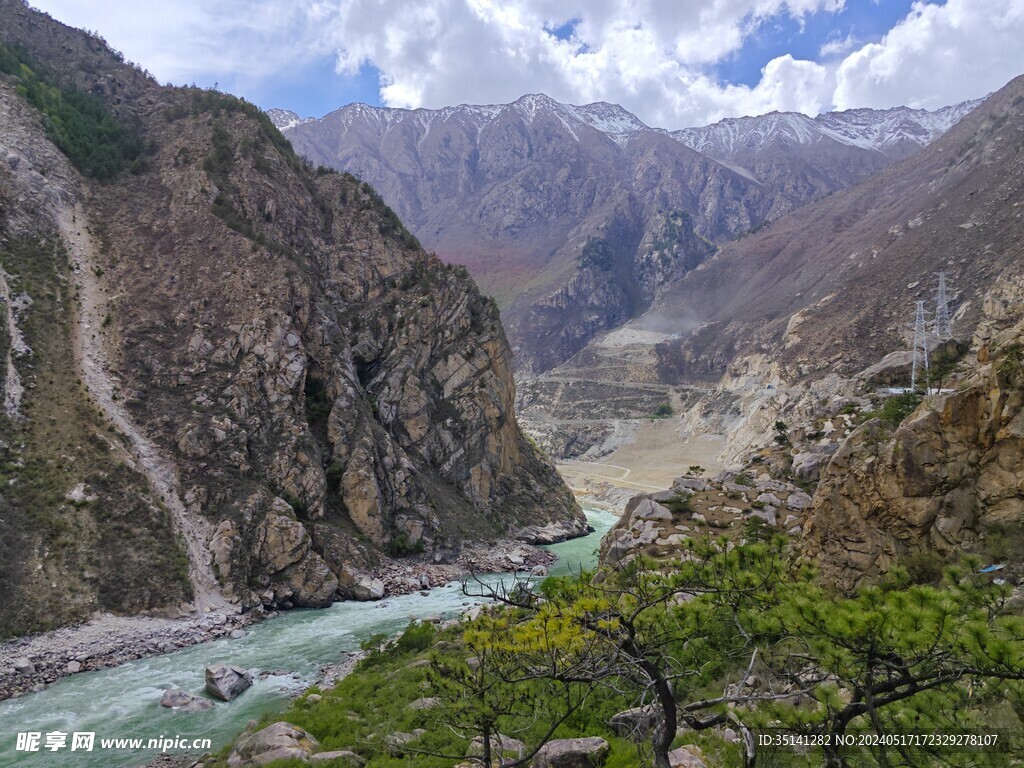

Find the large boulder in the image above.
[
  {"left": 468, "top": 732, "right": 525, "bottom": 759},
  {"left": 409, "top": 697, "right": 441, "bottom": 710},
  {"left": 533, "top": 737, "right": 609, "bottom": 768},
  {"left": 226, "top": 722, "right": 321, "bottom": 767},
  {"left": 631, "top": 499, "right": 673, "bottom": 522},
  {"left": 608, "top": 705, "right": 658, "bottom": 738},
  {"left": 160, "top": 688, "right": 214, "bottom": 712},
  {"left": 673, "top": 476, "right": 709, "bottom": 493},
  {"left": 668, "top": 745, "right": 707, "bottom": 767},
  {"left": 338, "top": 567, "right": 385, "bottom": 601},
  {"left": 205, "top": 664, "right": 253, "bottom": 701},
  {"left": 384, "top": 729, "right": 426, "bottom": 756}
]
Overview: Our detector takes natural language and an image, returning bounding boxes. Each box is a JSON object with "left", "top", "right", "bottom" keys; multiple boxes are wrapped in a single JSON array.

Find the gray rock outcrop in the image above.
[
  {"left": 160, "top": 688, "right": 214, "bottom": 712},
  {"left": 226, "top": 722, "right": 320, "bottom": 767},
  {"left": 533, "top": 737, "right": 610, "bottom": 768}
]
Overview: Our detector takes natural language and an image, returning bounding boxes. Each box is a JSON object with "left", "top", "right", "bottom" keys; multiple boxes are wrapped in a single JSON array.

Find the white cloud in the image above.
[
  {"left": 833, "top": 0, "right": 1024, "bottom": 110},
  {"left": 26, "top": 0, "right": 1024, "bottom": 129},
  {"left": 318, "top": 0, "right": 849, "bottom": 126},
  {"left": 29, "top": 0, "right": 333, "bottom": 84},
  {"left": 819, "top": 33, "right": 859, "bottom": 58}
]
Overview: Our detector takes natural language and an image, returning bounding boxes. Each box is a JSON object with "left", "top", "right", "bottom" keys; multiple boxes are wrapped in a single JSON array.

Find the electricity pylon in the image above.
[
  {"left": 933, "top": 271, "right": 953, "bottom": 341},
  {"left": 911, "top": 300, "right": 930, "bottom": 393}
]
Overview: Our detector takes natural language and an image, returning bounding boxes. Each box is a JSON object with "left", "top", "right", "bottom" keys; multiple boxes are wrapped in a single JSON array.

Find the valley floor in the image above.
[{"left": 559, "top": 419, "right": 726, "bottom": 496}]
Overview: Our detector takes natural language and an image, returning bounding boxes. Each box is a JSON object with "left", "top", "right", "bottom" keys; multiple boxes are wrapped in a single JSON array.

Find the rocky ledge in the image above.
[{"left": 370, "top": 538, "right": 559, "bottom": 599}]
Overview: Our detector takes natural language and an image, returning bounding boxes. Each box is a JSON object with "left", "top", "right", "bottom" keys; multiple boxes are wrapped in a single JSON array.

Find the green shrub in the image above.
[
  {"left": 652, "top": 403, "right": 674, "bottom": 418},
  {"left": 394, "top": 621, "right": 435, "bottom": 654},
  {"left": 869, "top": 392, "right": 922, "bottom": 427},
  {"left": 0, "top": 42, "right": 142, "bottom": 179},
  {"left": 900, "top": 549, "right": 946, "bottom": 585},
  {"left": 661, "top": 494, "right": 692, "bottom": 515},
  {"left": 997, "top": 346, "right": 1024, "bottom": 389}
]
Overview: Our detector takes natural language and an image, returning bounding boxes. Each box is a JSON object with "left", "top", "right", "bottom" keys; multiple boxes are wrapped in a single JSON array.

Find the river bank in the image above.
[
  {"left": 0, "top": 510, "right": 619, "bottom": 768},
  {"left": 0, "top": 537, "right": 560, "bottom": 702}
]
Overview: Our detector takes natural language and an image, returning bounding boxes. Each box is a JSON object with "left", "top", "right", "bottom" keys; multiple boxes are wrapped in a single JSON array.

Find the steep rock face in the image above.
[
  {"left": 803, "top": 272, "right": 1024, "bottom": 589},
  {"left": 0, "top": 0, "right": 583, "bottom": 629},
  {"left": 0, "top": 76, "right": 193, "bottom": 634},
  {"left": 279, "top": 96, "right": 767, "bottom": 372},
  {"left": 210, "top": 494, "right": 338, "bottom": 608},
  {"left": 95, "top": 107, "right": 585, "bottom": 607}
]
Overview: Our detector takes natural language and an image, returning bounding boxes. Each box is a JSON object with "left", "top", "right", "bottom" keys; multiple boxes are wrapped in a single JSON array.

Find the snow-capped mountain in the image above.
[
  {"left": 672, "top": 100, "right": 983, "bottom": 160},
  {"left": 814, "top": 100, "right": 983, "bottom": 156},
  {"left": 265, "top": 108, "right": 313, "bottom": 131},
  {"left": 269, "top": 94, "right": 650, "bottom": 143},
  {"left": 268, "top": 92, "right": 980, "bottom": 372}
]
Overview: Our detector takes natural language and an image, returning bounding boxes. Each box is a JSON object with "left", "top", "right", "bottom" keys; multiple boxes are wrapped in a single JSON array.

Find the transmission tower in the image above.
[
  {"left": 933, "top": 271, "right": 953, "bottom": 341},
  {"left": 911, "top": 300, "right": 930, "bottom": 393}
]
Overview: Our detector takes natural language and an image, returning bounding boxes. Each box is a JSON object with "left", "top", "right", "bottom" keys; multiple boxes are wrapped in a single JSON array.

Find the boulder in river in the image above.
[
  {"left": 160, "top": 688, "right": 214, "bottom": 712},
  {"left": 339, "top": 567, "right": 386, "bottom": 601},
  {"left": 205, "top": 664, "right": 253, "bottom": 701}
]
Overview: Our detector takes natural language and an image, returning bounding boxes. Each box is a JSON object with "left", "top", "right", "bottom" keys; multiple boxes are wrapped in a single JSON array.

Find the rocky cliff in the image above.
[
  {"left": 0, "top": 0, "right": 583, "bottom": 637},
  {"left": 276, "top": 96, "right": 773, "bottom": 372},
  {"left": 803, "top": 270, "right": 1024, "bottom": 590}
]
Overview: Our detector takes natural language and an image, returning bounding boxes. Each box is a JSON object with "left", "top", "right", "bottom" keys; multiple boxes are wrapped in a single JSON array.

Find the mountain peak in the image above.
[
  {"left": 266, "top": 108, "right": 312, "bottom": 131},
  {"left": 270, "top": 93, "right": 652, "bottom": 143},
  {"left": 673, "top": 99, "right": 980, "bottom": 159}
]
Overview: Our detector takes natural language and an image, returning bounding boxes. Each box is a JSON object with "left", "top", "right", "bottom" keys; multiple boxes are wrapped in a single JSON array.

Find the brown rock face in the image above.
[
  {"left": 803, "top": 311, "right": 1024, "bottom": 590},
  {"left": 280, "top": 97, "right": 755, "bottom": 372},
  {"left": 0, "top": 0, "right": 584, "bottom": 629}
]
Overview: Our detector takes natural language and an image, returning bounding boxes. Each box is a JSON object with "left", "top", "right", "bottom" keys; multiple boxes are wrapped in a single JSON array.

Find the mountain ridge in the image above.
[
  {"left": 270, "top": 93, "right": 979, "bottom": 372},
  {"left": 271, "top": 94, "right": 980, "bottom": 160}
]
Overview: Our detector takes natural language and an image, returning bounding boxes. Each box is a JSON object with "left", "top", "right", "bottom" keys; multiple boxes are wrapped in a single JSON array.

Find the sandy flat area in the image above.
[
  {"left": 594, "top": 326, "right": 680, "bottom": 348},
  {"left": 559, "top": 419, "right": 726, "bottom": 497}
]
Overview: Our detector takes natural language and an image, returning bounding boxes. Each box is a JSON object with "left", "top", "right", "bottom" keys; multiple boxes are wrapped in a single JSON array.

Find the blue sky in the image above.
[
  {"left": 29, "top": 0, "right": 1024, "bottom": 129},
  {"left": 714, "top": 1, "right": 930, "bottom": 88}
]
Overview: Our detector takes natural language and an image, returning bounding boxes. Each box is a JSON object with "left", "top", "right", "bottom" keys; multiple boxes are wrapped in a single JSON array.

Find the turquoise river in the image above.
[{"left": 0, "top": 508, "right": 618, "bottom": 767}]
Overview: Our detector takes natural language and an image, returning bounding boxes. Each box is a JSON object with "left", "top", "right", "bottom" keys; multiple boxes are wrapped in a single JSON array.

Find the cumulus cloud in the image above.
[
  {"left": 28, "top": 0, "right": 1024, "bottom": 128},
  {"left": 320, "top": 0, "right": 849, "bottom": 126},
  {"left": 833, "top": 0, "right": 1024, "bottom": 110}
]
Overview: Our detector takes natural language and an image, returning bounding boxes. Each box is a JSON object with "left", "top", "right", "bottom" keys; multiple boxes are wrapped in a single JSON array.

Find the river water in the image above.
[{"left": 0, "top": 509, "right": 618, "bottom": 767}]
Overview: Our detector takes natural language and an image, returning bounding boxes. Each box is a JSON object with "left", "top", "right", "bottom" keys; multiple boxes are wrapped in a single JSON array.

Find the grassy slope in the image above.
[
  {"left": 206, "top": 620, "right": 742, "bottom": 768},
  {"left": 0, "top": 236, "right": 190, "bottom": 637}
]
